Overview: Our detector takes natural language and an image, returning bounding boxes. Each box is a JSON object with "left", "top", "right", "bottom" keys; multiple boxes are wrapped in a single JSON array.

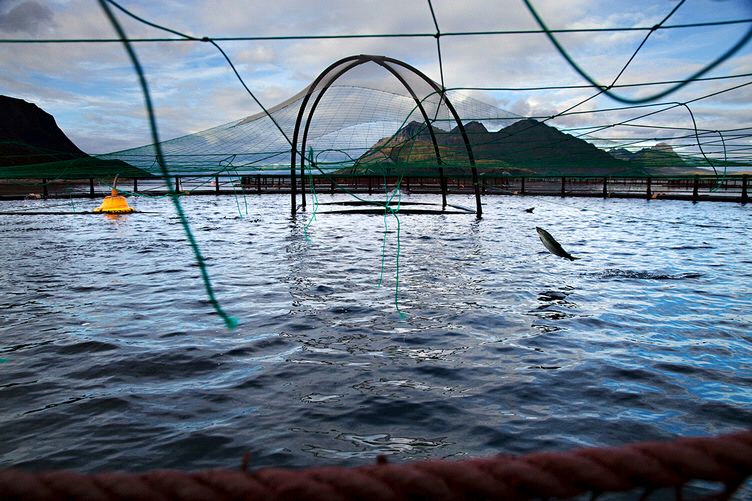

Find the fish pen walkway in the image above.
[{"left": 0, "top": 174, "right": 749, "bottom": 204}]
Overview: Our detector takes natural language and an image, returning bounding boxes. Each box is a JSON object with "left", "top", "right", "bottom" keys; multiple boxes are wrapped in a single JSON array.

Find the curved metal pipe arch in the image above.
[
  {"left": 299, "top": 58, "right": 446, "bottom": 210},
  {"left": 298, "top": 59, "right": 369, "bottom": 210},
  {"left": 290, "top": 54, "right": 482, "bottom": 218}
]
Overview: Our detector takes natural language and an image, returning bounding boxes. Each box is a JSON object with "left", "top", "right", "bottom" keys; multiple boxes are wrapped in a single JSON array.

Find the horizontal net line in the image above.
[{"left": 2, "top": 17, "right": 750, "bottom": 44}]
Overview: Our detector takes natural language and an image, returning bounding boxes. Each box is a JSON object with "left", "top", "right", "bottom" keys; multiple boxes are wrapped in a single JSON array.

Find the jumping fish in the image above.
[{"left": 535, "top": 227, "right": 579, "bottom": 260}]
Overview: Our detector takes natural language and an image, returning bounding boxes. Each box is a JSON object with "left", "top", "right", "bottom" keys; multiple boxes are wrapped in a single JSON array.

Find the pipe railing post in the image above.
[{"left": 692, "top": 175, "right": 699, "bottom": 202}]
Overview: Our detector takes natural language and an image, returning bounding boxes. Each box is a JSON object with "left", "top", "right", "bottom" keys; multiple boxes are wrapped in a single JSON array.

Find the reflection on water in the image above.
[
  {"left": 303, "top": 432, "right": 449, "bottom": 460},
  {"left": 0, "top": 193, "right": 750, "bottom": 475},
  {"left": 589, "top": 269, "right": 704, "bottom": 280},
  {"left": 531, "top": 286, "right": 579, "bottom": 324}
]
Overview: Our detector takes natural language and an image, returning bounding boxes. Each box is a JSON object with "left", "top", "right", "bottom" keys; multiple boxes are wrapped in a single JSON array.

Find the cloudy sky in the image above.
[{"left": 1, "top": 0, "right": 751, "bottom": 162}]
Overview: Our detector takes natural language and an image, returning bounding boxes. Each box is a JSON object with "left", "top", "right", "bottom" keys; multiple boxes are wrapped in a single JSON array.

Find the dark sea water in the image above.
[{"left": 1, "top": 193, "right": 750, "bottom": 484}]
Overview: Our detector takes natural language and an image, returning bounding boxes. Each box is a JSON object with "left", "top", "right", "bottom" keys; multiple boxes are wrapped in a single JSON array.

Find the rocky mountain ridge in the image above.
[
  {"left": 0, "top": 95, "right": 87, "bottom": 167},
  {"left": 355, "top": 118, "right": 708, "bottom": 177},
  {"left": 0, "top": 95, "right": 148, "bottom": 178}
]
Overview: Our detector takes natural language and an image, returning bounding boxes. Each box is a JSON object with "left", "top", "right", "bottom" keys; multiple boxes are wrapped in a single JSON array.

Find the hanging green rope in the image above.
[
  {"left": 303, "top": 149, "right": 319, "bottom": 242},
  {"left": 522, "top": 0, "right": 752, "bottom": 104},
  {"left": 376, "top": 175, "right": 405, "bottom": 317},
  {"left": 98, "top": 0, "right": 237, "bottom": 329}
]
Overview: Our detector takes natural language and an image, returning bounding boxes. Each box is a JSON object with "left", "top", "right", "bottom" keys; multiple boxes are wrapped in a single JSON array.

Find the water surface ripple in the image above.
[{"left": 0, "top": 194, "right": 750, "bottom": 474}]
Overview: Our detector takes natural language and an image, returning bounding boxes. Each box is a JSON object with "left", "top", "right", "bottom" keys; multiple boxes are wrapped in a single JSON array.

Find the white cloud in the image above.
[
  {"left": 0, "top": 0, "right": 53, "bottom": 34},
  {"left": 1, "top": 0, "right": 750, "bottom": 157}
]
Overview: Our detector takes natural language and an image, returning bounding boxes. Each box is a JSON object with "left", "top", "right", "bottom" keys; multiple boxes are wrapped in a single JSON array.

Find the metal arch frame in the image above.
[
  {"left": 299, "top": 58, "right": 447, "bottom": 210},
  {"left": 290, "top": 54, "right": 482, "bottom": 218}
]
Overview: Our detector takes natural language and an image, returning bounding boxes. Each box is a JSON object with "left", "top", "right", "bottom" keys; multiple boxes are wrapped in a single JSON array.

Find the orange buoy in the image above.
[{"left": 93, "top": 188, "right": 135, "bottom": 214}]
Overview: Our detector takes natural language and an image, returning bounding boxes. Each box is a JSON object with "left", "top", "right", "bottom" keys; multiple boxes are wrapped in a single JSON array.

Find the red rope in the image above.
[{"left": 1, "top": 430, "right": 750, "bottom": 500}]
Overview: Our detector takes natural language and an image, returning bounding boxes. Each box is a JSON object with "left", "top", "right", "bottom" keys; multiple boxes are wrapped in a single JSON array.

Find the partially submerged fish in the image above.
[{"left": 536, "top": 227, "right": 579, "bottom": 260}]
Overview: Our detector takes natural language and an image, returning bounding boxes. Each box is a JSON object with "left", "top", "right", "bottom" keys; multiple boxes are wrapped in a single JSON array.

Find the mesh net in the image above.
[
  {"left": 95, "top": 60, "right": 519, "bottom": 178},
  {"left": 2, "top": 0, "right": 751, "bottom": 183}
]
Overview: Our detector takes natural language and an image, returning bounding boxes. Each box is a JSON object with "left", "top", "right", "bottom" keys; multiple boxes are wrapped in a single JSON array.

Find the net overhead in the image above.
[{"left": 98, "top": 56, "right": 518, "bottom": 177}]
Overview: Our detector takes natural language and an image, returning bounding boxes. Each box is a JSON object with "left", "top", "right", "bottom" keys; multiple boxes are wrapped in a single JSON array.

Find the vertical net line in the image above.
[
  {"left": 426, "top": 0, "right": 446, "bottom": 93},
  {"left": 425, "top": 0, "right": 452, "bottom": 134},
  {"left": 98, "top": 0, "right": 238, "bottom": 329}
]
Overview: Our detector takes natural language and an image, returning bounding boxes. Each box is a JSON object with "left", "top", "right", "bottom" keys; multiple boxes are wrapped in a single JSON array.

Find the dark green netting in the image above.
[{"left": 95, "top": 73, "right": 519, "bottom": 178}]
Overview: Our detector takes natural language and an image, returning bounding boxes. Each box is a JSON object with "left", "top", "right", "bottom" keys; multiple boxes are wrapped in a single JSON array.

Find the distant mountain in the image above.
[
  {"left": 352, "top": 118, "right": 708, "bottom": 177},
  {"left": 0, "top": 95, "right": 87, "bottom": 166},
  {"left": 609, "top": 143, "right": 713, "bottom": 176},
  {"left": 467, "top": 118, "right": 636, "bottom": 176},
  {"left": 0, "top": 95, "right": 147, "bottom": 178}
]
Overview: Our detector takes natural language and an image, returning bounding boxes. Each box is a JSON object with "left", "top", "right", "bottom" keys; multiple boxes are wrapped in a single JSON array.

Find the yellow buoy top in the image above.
[{"left": 94, "top": 188, "right": 135, "bottom": 214}]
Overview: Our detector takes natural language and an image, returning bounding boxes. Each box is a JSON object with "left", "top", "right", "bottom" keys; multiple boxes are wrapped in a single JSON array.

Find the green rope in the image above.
[
  {"left": 98, "top": 0, "right": 237, "bottom": 329},
  {"left": 389, "top": 184, "right": 405, "bottom": 319},
  {"left": 522, "top": 0, "right": 752, "bottom": 104},
  {"left": 520, "top": 1, "right": 687, "bottom": 133},
  {"left": 376, "top": 176, "right": 405, "bottom": 317},
  {"left": 303, "top": 155, "right": 404, "bottom": 315},
  {"left": 221, "top": 163, "right": 250, "bottom": 219},
  {"left": 378, "top": 204, "right": 390, "bottom": 288},
  {"left": 303, "top": 149, "right": 319, "bottom": 242}
]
